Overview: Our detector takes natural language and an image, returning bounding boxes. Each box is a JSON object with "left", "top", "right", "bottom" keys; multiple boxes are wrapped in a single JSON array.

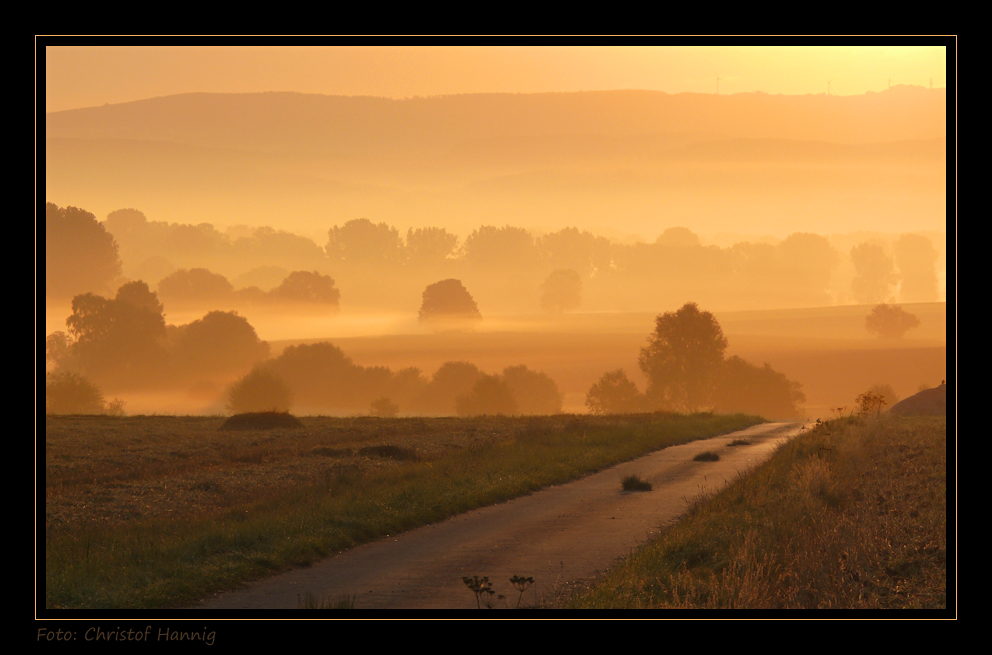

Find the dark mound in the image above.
[
  {"left": 889, "top": 384, "right": 947, "bottom": 416},
  {"left": 220, "top": 412, "right": 305, "bottom": 431}
]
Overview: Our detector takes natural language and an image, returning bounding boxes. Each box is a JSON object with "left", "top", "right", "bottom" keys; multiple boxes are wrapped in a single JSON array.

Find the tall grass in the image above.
[
  {"left": 45, "top": 412, "right": 761, "bottom": 609},
  {"left": 569, "top": 414, "right": 946, "bottom": 609}
]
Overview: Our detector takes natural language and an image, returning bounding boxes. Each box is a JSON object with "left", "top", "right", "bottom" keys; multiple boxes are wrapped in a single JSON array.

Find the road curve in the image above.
[{"left": 193, "top": 421, "right": 807, "bottom": 610}]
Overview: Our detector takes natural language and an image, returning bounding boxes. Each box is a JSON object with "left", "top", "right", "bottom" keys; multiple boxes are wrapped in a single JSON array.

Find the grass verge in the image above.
[
  {"left": 568, "top": 414, "right": 947, "bottom": 609},
  {"left": 45, "top": 412, "right": 761, "bottom": 609}
]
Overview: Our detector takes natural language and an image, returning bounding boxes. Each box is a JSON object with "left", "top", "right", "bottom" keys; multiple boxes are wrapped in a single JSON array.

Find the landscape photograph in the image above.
[{"left": 41, "top": 44, "right": 951, "bottom": 619}]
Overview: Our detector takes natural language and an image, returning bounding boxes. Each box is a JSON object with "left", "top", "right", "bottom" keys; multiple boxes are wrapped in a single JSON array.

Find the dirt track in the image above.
[{"left": 193, "top": 421, "right": 807, "bottom": 610}]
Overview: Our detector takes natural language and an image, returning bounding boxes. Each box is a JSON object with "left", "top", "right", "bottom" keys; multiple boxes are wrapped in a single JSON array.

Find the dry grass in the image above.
[
  {"left": 570, "top": 414, "right": 947, "bottom": 610},
  {"left": 44, "top": 412, "right": 762, "bottom": 609},
  {"left": 44, "top": 414, "right": 537, "bottom": 532}
]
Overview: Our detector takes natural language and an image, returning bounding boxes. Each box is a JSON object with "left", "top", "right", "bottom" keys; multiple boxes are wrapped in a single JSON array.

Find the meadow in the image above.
[
  {"left": 567, "top": 413, "right": 948, "bottom": 610},
  {"left": 44, "top": 411, "right": 761, "bottom": 609}
]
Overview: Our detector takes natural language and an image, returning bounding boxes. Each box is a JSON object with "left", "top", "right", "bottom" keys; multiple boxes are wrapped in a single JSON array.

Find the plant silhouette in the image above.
[
  {"left": 418, "top": 279, "right": 482, "bottom": 330},
  {"left": 638, "top": 303, "right": 728, "bottom": 412}
]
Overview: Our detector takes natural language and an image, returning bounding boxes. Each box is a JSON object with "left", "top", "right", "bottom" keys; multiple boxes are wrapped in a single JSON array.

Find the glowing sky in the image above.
[{"left": 43, "top": 44, "right": 950, "bottom": 113}]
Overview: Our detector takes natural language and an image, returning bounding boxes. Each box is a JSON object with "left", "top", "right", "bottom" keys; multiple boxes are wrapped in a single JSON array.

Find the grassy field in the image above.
[
  {"left": 567, "top": 413, "right": 948, "bottom": 610},
  {"left": 43, "top": 411, "right": 762, "bottom": 610}
]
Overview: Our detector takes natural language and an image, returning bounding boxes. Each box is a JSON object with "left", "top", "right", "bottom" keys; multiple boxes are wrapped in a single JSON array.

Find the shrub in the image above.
[
  {"left": 456, "top": 374, "right": 518, "bottom": 416},
  {"left": 712, "top": 356, "right": 806, "bottom": 420},
  {"left": 865, "top": 303, "right": 921, "bottom": 339},
  {"left": 370, "top": 397, "right": 399, "bottom": 418},
  {"left": 621, "top": 474, "right": 652, "bottom": 491},
  {"left": 586, "top": 369, "right": 646, "bottom": 415},
  {"left": 226, "top": 367, "right": 292, "bottom": 414},
  {"left": 503, "top": 365, "right": 563, "bottom": 415},
  {"left": 855, "top": 390, "right": 887, "bottom": 416},
  {"left": 46, "top": 371, "right": 106, "bottom": 414}
]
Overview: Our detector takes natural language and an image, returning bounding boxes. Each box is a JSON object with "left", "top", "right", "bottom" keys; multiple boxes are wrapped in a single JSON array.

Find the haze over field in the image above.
[{"left": 42, "top": 44, "right": 951, "bottom": 419}]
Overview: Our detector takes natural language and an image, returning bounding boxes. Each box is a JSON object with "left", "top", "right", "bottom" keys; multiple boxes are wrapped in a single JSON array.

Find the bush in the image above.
[
  {"left": 226, "top": 367, "right": 292, "bottom": 414},
  {"left": 502, "top": 365, "right": 563, "bottom": 415},
  {"left": 46, "top": 371, "right": 106, "bottom": 414},
  {"left": 621, "top": 474, "right": 652, "bottom": 491},
  {"left": 370, "top": 397, "right": 400, "bottom": 418},
  {"left": 456, "top": 374, "right": 518, "bottom": 416},
  {"left": 586, "top": 369, "right": 647, "bottom": 415},
  {"left": 712, "top": 356, "right": 806, "bottom": 420},
  {"left": 865, "top": 303, "right": 921, "bottom": 339}
]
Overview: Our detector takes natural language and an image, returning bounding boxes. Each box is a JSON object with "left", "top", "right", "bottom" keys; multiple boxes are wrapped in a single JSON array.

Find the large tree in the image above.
[
  {"left": 851, "top": 241, "right": 897, "bottom": 305},
  {"left": 416, "top": 361, "right": 484, "bottom": 414},
  {"left": 638, "top": 302, "right": 728, "bottom": 412},
  {"left": 462, "top": 225, "right": 537, "bottom": 269},
  {"left": 712, "top": 356, "right": 805, "bottom": 420},
  {"left": 418, "top": 279, "right": 482, "bottom": 329},
  {"left": 46, "top": 203, "right": 123, "bottom": 299},
  {"left": 157, "top": 268, "right": 236, "bottom": 310},
  {"left": 777, "top": 232, "right": 840, "bottom": 306},
  {"left": 325, "top": 218, "right": 403, "bottom": 266},
  {"left": 173, "top": 310, "right": 270, "bottom": 380},
  {"left": 268, "top": 270, "right": 341, "bottom": 310},
  {"left": 406, "top": 227, "right": 458, "bottom": 267},
  {"left": 64, "top": 281, "right": 169, "bottom": 388}
]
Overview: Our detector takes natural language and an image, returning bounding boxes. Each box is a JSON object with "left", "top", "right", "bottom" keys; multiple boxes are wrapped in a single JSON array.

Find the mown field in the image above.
[
  {"left": 567, "top": 413, "right": 948, "bottom": 610},
  {"left": 43, "top": 411, "right": 761, "bottom": 610}
]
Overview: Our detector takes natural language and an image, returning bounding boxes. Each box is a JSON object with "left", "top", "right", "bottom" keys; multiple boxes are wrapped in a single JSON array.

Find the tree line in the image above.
[
  {"left": 45, "top": 278, "right": 562, "bottom": 417},
  {"left": 46, "top": 203, "right": 942, "bottom": 314},
  {"left": 586, "top": 303, "right": 806, "bottom": 420}
]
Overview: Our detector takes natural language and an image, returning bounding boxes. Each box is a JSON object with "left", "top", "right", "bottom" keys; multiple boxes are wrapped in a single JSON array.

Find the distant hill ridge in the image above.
[{"left": 46, "top": 87, "right": 947, "bottom": 156}]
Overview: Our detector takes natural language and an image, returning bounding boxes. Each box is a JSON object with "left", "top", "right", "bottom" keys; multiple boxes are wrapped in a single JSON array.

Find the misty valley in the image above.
[
  {"left": 42, "top": 80, "right": 948, "bottom": 611},
  {"left": 45, "top": 203, "right": 945, "bottom": 421}
]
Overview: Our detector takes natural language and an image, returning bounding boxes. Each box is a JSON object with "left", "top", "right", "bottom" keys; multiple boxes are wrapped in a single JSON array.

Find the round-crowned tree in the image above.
[
  {"left": 638, "top": 302, "right": 728, "bottom": 413},
  {"left": 456, "top": 374, "right": 518, "bottom": 416},
  {"left": 157, "top": 268, "right": 236, "bottom": 310},
  {"left": 415, "top": 361, "right": 484, "bottom": 414},
  {"left": 226, "top": 367, "right": 292, "bottom": 414},
  {"left": 418, "top": 279, "right": 482, "bottom": 330},
  {"left": 174, "top": 310, "right": 270, "bottom": 380},
  {"left": 865, "top": 303, "right": 921, "bottom": 339},
  {"left": 268, "top": 270, "right": 340, "bottom": 311},
  {"left": 585, "top": 369, "right": 647, "bottom": 415},
  {"left": 46, "top": 203, "right": 123, "bottom": 299},
  {"left": 502, "top": 365, "right": 563, "bottom": 415}
]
